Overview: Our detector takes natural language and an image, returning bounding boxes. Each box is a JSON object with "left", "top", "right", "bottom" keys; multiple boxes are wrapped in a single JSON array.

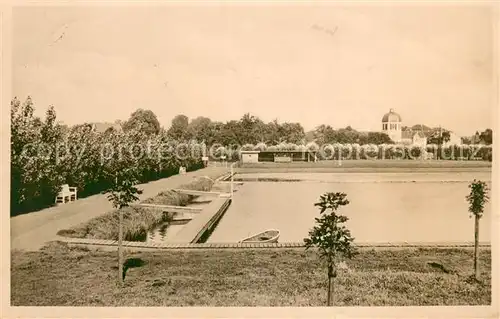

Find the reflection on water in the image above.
[
  {"left": 145, "top": 192, "right": 223, "bottom": 244},
  {"left": 147, "top": 220, "right": 190, "bottom": 243}
]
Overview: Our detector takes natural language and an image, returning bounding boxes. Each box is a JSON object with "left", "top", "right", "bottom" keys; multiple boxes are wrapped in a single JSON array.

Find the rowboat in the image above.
[{"left": 239, "top": 229, "right": 280, "bottom": 243}]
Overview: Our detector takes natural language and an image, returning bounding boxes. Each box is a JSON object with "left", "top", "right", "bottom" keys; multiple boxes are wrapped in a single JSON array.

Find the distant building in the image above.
[
  {"left": 381, "top": 110, "right": 440, "bottom": 146},
  {"left": 381, "top": 109, "right": 402, "bottom": 143},
  {"left": 240, "top": 151, "right": 260, "bottom": 164},
  {"left": 239, "top": 150, "right": 318, "bottom": 164}
]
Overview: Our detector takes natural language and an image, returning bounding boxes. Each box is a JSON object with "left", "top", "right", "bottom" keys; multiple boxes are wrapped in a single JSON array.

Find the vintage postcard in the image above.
[{"left": 1, "top": 1, "right": 498, "bottom": 318}]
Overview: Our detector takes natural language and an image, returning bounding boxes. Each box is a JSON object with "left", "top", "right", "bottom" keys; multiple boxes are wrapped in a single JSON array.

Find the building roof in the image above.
[
  {"left": 401, "top": 130, "right": 413, "bottom": 139},
  {"left": 401, "top": 129, "right": 427, "bottom": 140},
  {"left": 414, "top": 131, "right": 426, "bottom": 139},
  {"left": 381, "top": 109, "right": 402, "bottom": 123}
]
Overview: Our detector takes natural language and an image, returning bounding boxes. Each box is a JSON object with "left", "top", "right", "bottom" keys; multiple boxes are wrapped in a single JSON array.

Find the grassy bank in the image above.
[
  {"left": 57, "top": 177, "right": 215, "bottom": 241},
  {"left": 237, "top": 161, "right": 492, "bottom": 174},
  {"left": 11, "top": 242, "right": 491, "bottom": 306},
  {"left": 239, "top": 160, "right": 492, "bottom": 170}
]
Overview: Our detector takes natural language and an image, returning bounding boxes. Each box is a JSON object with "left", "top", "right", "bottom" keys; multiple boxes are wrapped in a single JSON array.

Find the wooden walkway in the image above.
[
  {"left": 171, "top": 197, "right": 232, "bottom": 243},
  {"left": 59, "top": 237, "right": 492, "bottom": 250}
]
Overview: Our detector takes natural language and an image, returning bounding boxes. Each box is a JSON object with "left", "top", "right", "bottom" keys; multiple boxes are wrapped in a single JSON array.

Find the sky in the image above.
[{"left": 12, "top": 4, "right": 495, "bottom": 136}]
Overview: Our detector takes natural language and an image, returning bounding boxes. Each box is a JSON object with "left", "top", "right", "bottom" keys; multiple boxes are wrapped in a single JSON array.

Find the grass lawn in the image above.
[{"left": 11, "top": 242, "right": 491, "bottom": 306}]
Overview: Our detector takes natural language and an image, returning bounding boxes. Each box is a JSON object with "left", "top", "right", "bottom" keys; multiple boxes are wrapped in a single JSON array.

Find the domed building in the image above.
[{"left": 381, "top": 109, "right": 402, "bottom": 142}]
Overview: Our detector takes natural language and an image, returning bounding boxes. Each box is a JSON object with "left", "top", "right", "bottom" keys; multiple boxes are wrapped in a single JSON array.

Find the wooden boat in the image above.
[{"left": 239, "top": 229, "right": 280, "bottom": 243}]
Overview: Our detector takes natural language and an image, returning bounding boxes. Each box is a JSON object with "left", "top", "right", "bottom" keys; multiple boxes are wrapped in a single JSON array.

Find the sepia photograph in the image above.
[{"left": 2, "top": 1, "right": 498, "bottom": 317}]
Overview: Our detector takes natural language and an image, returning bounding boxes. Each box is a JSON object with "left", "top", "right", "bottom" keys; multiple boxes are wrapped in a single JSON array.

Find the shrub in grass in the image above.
[
  {"left": 142, "top": 177, "right": 213, "bottom": 206},
  {"left": 304, "top": 192, "right": 356, "bottom": 306},
  {"left": 466, "top": 179, "right": 489, "bottom": 281},
  {"left": 60, "top": 206, "right": 172, "bottom": 241}
]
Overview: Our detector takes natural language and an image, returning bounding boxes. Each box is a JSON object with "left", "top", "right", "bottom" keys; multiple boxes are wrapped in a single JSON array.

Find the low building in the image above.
[
  {"left": 401, "top": 130, "right": 427, "bottom": 146},
  {"left": 239, "top": 150, "right": 319, "bottom": 163},
  {"left": 240, "top": 151, "right": 260, "bottom": 164}
]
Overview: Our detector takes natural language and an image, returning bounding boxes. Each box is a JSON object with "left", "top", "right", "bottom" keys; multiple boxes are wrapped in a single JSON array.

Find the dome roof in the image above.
[{"left": 382, "top": 109, "right": 402, "bottom": 122}]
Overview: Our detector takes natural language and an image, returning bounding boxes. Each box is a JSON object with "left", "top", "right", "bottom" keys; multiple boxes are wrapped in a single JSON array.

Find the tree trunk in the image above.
[
  {"left": 327, "top": 264, "right": 334, "bottom": 306},
  {"left": 474, "top": 214, "right": 480, "bottom": 280},
  {"left": 118, "top": 209, "right": 124, "bottom": 284},
  {"left": 327, "top": 275, "right": 332, "bottom": 306}
]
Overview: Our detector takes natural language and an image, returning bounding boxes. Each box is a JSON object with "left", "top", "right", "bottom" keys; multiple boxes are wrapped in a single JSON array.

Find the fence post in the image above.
[
  {"left": 116, "top": 174, "right": 124, "bottom": 285},
  {"left": 230, "top": 163, "right": 235, "bottom": 199},
  {"left": 118, "top": 209, "right": 123, "bottom": 284}
]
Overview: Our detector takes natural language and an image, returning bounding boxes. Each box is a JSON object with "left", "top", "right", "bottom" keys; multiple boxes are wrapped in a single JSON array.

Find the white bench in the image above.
[{"left": 55, "top": 184, "right": 78, "bottom": 204}]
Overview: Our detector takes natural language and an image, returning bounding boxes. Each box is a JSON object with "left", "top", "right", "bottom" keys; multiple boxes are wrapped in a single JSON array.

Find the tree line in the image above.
[{"left": 123, "top": 109, "right": 493, "bottom": 147}]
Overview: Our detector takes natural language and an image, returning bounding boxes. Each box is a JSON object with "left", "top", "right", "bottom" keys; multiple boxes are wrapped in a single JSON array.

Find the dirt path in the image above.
[{"left": 10, "top": 167, "right": 228, "bottom": 251}]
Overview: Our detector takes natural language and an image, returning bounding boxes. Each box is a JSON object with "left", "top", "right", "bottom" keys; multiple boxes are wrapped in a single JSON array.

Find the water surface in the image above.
[{"left": 208, "top": 172, "right": 492, "bottom": 243}]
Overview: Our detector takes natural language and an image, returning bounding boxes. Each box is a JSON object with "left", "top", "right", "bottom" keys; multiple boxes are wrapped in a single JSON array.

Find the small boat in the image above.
[{"left": 239, "top": 229, "right": 280, "bottom": 243}]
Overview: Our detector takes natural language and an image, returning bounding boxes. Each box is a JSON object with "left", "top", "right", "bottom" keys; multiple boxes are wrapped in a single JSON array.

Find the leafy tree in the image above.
[
  {"left": 10, "top": 97, "right": 206, "bottom": 216},
  {"left": 239, "top": 113, "right": 260, "bottom": 144},
  {"left": 304, "top": 192, "right": 356, "bottom": 306},
  {"left": 461, "top": 136, "right": 472, "bottom": 145},
  {"left": 427, "top": 129, "right": 451, "bottom": 145},
  {"left": 38, "top": 106, "right": 66, "bottom": 205},
  {"left": 219, "top": 120, "right": 241, "bottom": 145},
  {"left": 479, "top": 129, "right": 492, "bottom": 145},
  {"left": 304, "top": 130, "right": 316, "bottom": 143},
  {"left": 364, "top": 132, "right": 394, "bottom": 145},
  {"left": 167, "top": 114, "right": 190, "bottom": 141},
  {"left": 313, "top": 124, "right": 336, "bottom": 145},
  {"left": 188, "top": 116, "right": 212, "bottom": 142},
  {"left": 102, "top": 152, "right": 143, "bottom": 283},
  {"left": 466, "top": 180, "right": 489, "bottom": 281},
  {"left": 276, "top": 122, "right": 304, "bottom": 144},
  {"left": 205, "top": 121, "right": 224, "bottom": 146},
  {"left": 251, "top": 119, "right": 269, "bottom": 143},
  {"left": 470, "top": 131, "right": 481, "bottom": 144},
  {"left": 335, "top": 127, "right": 359, "bottom": 144},
  {"left": 122, "top": 109, "right": 161, "bottom": 136},
  {"left": 265, "top": 119, "right": 282, "bottom": 144},
  {"left": 10, "top": 97, "right": 65, "bottom": 214}
]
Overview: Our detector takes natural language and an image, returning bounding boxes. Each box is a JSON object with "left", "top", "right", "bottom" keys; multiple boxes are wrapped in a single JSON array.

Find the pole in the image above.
[
  {"left": 118, "top": 209, "right": 123, "bottom": 283},
  {"left": 116, "top": 174, "right": 123, "bottom": 284},
  {"left": 440, "top": 125, "right": 442, "bottom": 145},
  {"left": 230, "top": 162, "right": 235, "bottom": 199},
  {"left": 474, "top": 214, "right": 479, "bottom": 280}
]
